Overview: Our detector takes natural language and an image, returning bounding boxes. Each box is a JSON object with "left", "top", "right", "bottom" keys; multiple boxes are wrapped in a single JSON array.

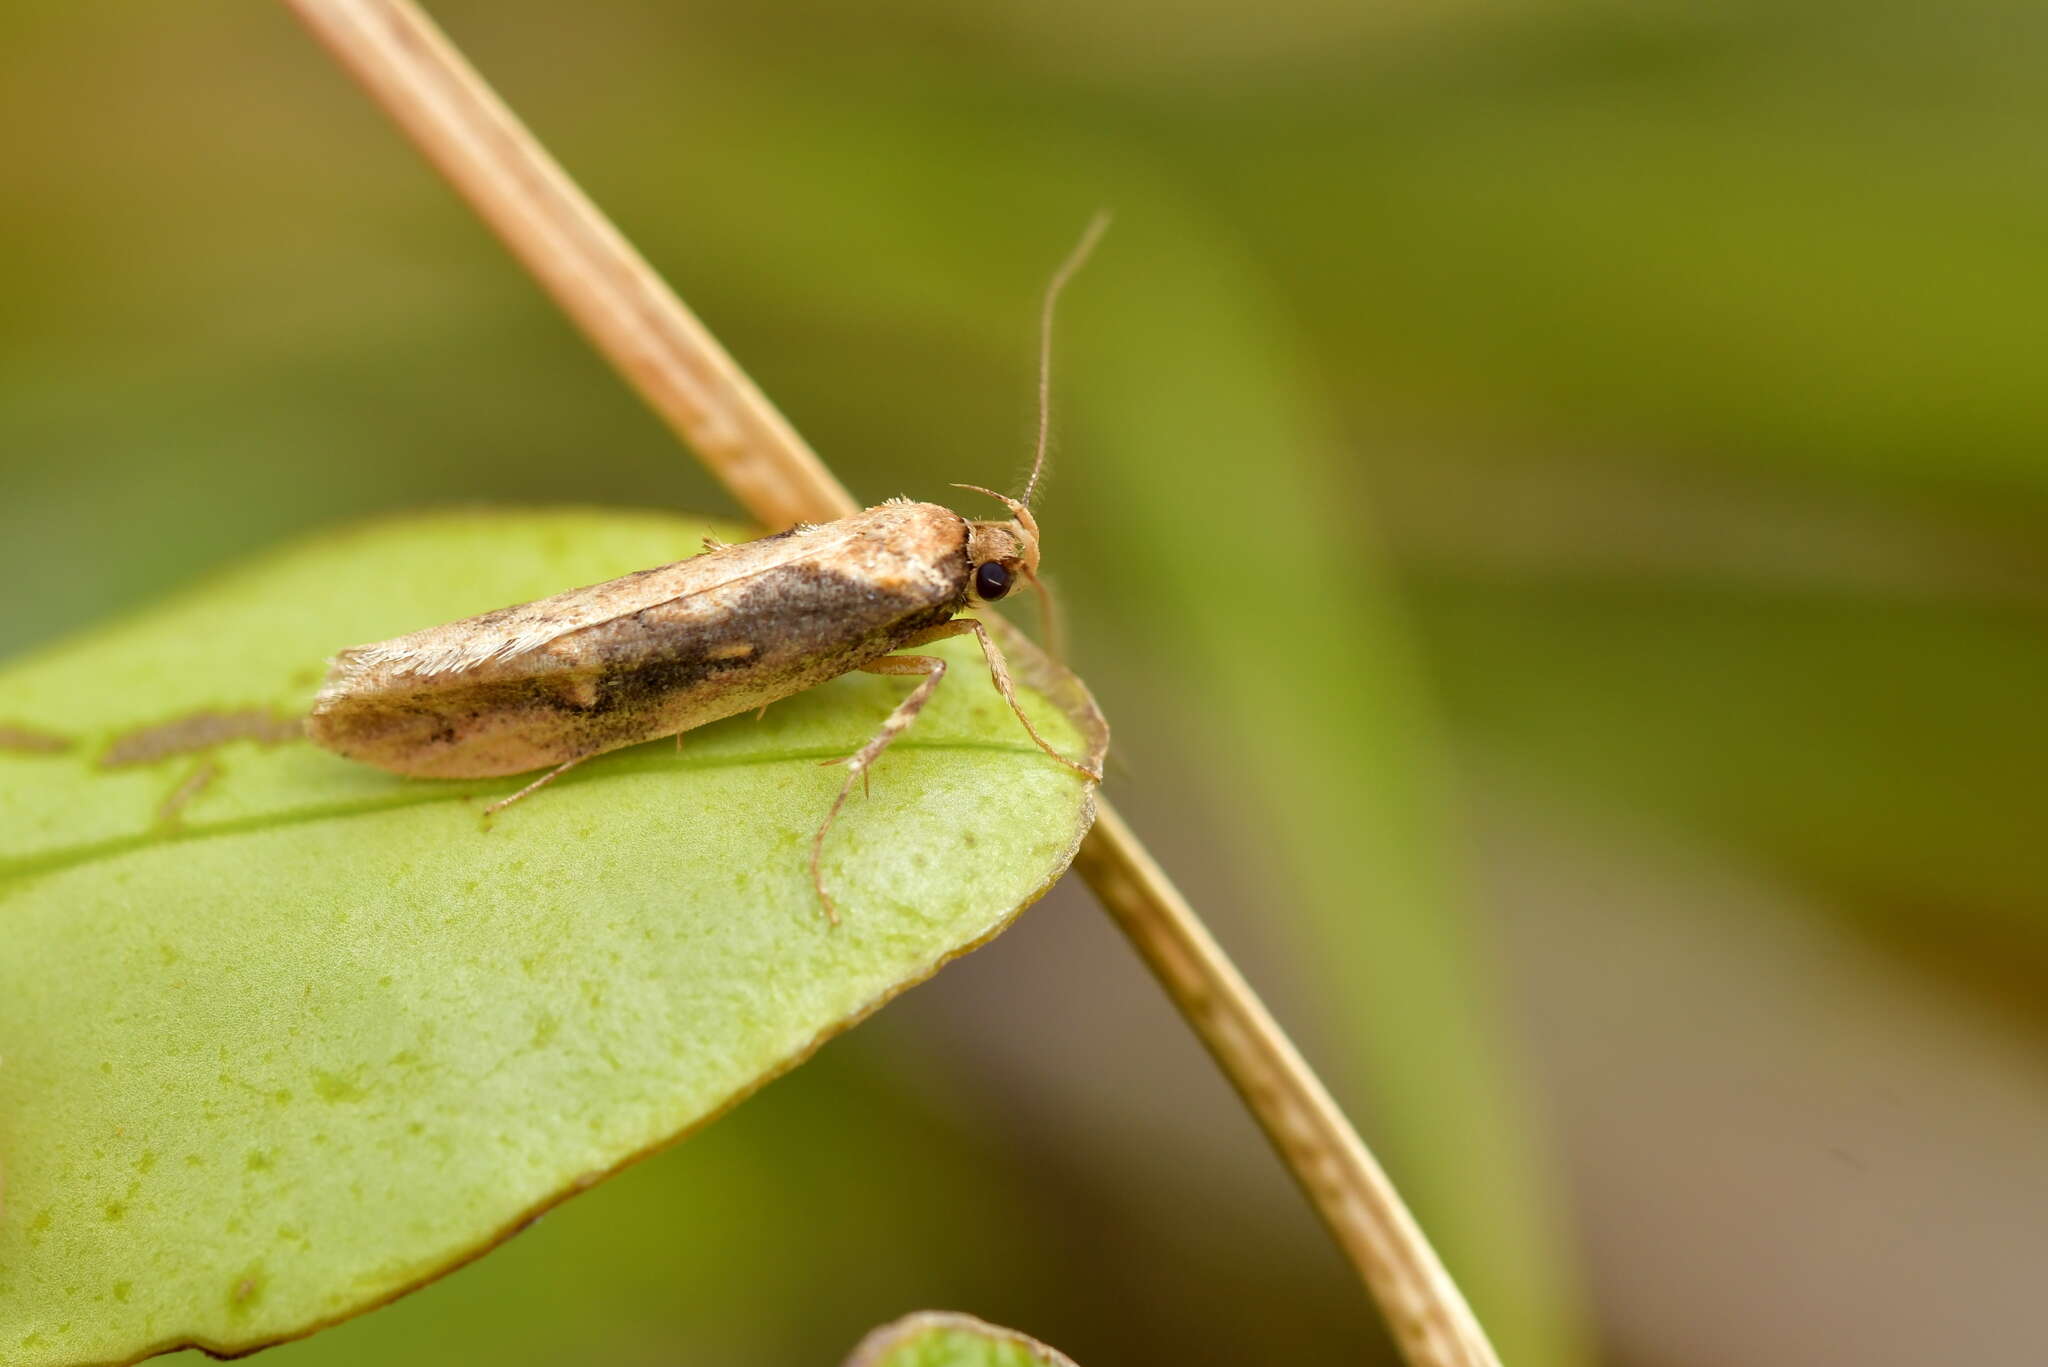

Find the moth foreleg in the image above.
[
  {"left": 899, "top": 618, "right": 1102, "bottom": 784},
  {"left": 810, "top": 652, "right": 950, "bottom": 925},
  {"left": 484, "top": 753, "right": 590, "bottom": 817}
]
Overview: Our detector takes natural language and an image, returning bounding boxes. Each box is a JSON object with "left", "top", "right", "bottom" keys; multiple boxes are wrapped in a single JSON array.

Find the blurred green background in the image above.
[{"left": 4, "top": 1, "right": 2046, "bottom": 1363}]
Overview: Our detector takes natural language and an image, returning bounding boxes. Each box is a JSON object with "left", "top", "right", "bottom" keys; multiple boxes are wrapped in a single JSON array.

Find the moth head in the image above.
[{"left": 955, "top": 484, "right": 1040, "bottom": 604}]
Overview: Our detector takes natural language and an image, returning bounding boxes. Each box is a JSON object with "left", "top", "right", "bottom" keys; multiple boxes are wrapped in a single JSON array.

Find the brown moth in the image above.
[{"left": 306, "top": 218, "right": 1109, "bottom": 922}]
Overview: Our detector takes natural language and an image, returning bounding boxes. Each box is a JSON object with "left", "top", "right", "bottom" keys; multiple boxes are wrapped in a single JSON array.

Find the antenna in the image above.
[{"left": 1024, "top": 211, "right": 1111, "bottom": 507}]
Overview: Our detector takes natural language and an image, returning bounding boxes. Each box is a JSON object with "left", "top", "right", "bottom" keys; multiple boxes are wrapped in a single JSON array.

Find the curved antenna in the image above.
[
  {"left": 1024, "top": 210, "right": 1111, "bottom": 508},
  {"left": 951, "top": 482, "right": 1036, "bottom": 543}
]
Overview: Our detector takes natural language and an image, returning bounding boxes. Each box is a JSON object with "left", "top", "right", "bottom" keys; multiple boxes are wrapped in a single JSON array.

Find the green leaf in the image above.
[
  {"left": 843, "top": 1311, "right": 1079, "bottom": 1367},
  {"left": 0, "top": 509, "right": 1099, "bottom": 1367}
]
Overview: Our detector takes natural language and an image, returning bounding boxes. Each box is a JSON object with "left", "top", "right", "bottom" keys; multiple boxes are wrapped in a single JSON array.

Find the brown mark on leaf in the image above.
[
  {"left": 227, "top": 1261, "right": 269, "bottom": 1316},
  {"left": 100, "top": 707, "right": 304, "bottom": 769},
  {"left": 0, "top": 723, "right": 74, "bottom": 756}
]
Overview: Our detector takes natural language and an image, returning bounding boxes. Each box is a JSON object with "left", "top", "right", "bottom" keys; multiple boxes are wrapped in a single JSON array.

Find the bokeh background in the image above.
[{"left": 5, "top": 1, "right": 2046, "bottom": 1363}]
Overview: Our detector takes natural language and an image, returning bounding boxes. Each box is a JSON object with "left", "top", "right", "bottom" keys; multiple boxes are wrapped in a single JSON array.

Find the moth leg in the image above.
[
  {"left": 896, "top": 618, "right": 1102, "bottom": 783},
  {"left": 484, "top": 754, "right": 589, "bottom": 817},
  {"left": 157, "top": 758, "right": 221, "bottom": 828},
  {"left": 810, "top": 653, "right": 950, "bottom": 925},
  {"left": 815, "top": 741, "right": 870, "bottom": 796}
]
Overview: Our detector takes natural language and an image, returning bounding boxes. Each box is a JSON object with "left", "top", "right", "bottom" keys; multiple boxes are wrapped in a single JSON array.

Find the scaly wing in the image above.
[{"left": 319, "top": 516, "right": 876, "bottom": 697}]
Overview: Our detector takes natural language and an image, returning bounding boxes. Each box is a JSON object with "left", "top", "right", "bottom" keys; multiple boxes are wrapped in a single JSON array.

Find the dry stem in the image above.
[
  {"left": 282, "top": 3, "right": 1503, "bottom": 1364},
  {"left": 285, "top": 0, "right": 852, "bottom": 530}
]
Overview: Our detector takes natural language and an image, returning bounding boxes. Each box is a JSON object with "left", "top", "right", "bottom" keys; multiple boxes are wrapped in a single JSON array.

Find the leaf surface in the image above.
[
  {"left": 0, "top": 509, "right": 1098, "bottom": 1366},
  {"left": 843, "top": 1311, "right": 1079, "bottom": 1367}
]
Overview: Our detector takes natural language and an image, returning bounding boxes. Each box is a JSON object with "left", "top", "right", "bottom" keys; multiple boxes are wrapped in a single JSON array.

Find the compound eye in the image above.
[{"left": 974, "top": 561, "right": 1014, "bottom": 601}]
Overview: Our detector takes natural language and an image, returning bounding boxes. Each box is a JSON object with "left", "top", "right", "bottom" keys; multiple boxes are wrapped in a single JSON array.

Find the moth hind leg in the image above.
[
  {"left": 811, "top": 652, "right": 951, "bottom": 925},
  {"left": 483, "top": 753, "right": 591, "bottom": 817},
  {"left": 156, "top": 758, "right": 221, "bottom": 828}
]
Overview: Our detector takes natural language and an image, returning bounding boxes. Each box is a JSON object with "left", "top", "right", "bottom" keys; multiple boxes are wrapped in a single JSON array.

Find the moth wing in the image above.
[{"left": 321, "top": 518, "right": 876, "bottom": 694}]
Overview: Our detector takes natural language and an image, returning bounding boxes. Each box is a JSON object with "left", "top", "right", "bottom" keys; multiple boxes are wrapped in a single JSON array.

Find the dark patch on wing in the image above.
[
  {"left": 0, "top": 722, "right": 74, "bottom": 756},
  {"left": 101, "top": 708, "right": 305, "bottom": 768},
  {"left": 569, "top": 560, "right": 967, "bottom": 717}
]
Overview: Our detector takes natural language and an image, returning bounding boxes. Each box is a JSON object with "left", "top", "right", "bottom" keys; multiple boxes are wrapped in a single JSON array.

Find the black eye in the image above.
[{"left": 974, "top": 561, "right": 1013, "bottom": 600}]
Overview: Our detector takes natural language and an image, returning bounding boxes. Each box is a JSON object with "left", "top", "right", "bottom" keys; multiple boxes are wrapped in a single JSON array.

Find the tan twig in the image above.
[
  {"left": 283, "top": 0, "right": 853, "bottom": 530},
  {"left": 281, "top": 4, "right": 1503, "bottom": 1365},
  {"left": 1073, "top": 807, "right": 1497, "bottom": 1367}
]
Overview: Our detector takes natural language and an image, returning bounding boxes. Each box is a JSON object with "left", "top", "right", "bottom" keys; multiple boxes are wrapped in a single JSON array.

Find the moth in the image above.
[{"left": 306, "top": 219, "right": 1109, "bottom": 922}]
